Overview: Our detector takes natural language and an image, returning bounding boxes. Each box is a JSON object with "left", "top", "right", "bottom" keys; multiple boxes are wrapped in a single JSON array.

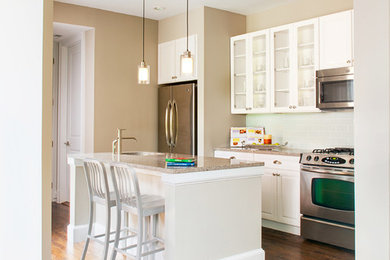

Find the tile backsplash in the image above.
[{"left": 246, "top": 111, "right": 354, "bottom": 150}]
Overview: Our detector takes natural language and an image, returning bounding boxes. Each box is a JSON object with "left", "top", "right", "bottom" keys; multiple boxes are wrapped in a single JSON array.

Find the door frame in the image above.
[{"left": 53, "top": 23, "right": 95, "bottom": 203}]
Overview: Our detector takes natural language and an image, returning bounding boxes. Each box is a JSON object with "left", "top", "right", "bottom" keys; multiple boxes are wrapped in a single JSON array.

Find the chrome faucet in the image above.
[{"left": 112, "top": 128, "right": 137, "bottom": 155}]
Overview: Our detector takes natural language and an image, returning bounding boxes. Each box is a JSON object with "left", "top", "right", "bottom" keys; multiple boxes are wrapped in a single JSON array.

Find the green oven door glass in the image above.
[{"left": 312, "top": 178, "right": 354, "bottom": 211}]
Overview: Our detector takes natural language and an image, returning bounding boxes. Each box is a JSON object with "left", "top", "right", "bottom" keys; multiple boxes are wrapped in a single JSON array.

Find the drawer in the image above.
[
  {"left": 253, "top": 153, "right": 300, "bottom": 171},
  {"left": 214, "top": 150, "right": 254, "bottom": 161}
]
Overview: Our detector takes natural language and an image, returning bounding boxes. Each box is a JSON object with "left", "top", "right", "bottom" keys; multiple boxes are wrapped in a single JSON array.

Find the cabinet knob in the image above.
[
  {"left": 273, "top": 160, "right": 282, "bottom": 165},
  {"left": 229, "top": 156, "right": 236, "bottom": 160},
  {"left": 289, "top": 105, "right": 292, "bottom": 109},
  {"left": 272, "top": 173, "right": 280, "bottom": 177},
  {"left": 347, "top": 60, "right": 351, "bottom": 64},
  {"left": 293, "top": 105, "right": 296, "bottom": 109},
  {"left": 172, "top": 76, "right": 177, "bottom": 79}
]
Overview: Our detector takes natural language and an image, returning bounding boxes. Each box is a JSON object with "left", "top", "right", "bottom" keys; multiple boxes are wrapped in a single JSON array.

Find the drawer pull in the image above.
[
  {"left": 272, "top": 173, "right": 280, "bottom": 177},
  {"left": 273, "top": 160, "right": 282, "bottom": 165},
  {"left": 229, "top": 156, "right": 236, "bottom": 160}
]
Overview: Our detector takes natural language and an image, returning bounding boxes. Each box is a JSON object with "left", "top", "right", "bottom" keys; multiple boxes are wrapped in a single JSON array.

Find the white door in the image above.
[
  {"left": 319, "top": 10, "right": 353, "bottom": 69},
  {"left": 277, "top": 169, "right": 300, "bottom": 226},
  {"left": 58, "top": 41, "right": 82, "bottom": 203},
  {"left": 261, "top": 168, "right": 278, "bottom": 221}
]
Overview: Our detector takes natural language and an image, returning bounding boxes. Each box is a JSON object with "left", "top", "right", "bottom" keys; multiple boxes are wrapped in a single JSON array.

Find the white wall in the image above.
[
  {"left": 247, "top": 112, "right": 354, "bottom": 150},
  {"left": 354, "top": 0, "right": 390, "bottom": 259},
  {"left": 0, "top": 0, "right": 52, "bottom": 259}
]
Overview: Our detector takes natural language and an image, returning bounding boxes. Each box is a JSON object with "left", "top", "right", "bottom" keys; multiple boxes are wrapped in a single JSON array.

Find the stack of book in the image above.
[{"left": 166, "top": 157, "right": 196, "bottom": 167}]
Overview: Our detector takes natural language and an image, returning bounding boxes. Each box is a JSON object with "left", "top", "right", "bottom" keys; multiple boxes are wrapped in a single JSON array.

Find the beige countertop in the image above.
[
  {"left": 215, "top": 147, "right": 309, "bottom": 157},
  {"left": 68, "top": 152, "right": 264, "bottom": 174}
]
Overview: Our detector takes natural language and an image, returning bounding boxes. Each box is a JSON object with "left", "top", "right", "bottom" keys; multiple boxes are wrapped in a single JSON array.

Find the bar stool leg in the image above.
[
  {"left": 81, "top": 200, "right": 94, "bottom": 260},
  {"left": 103, "top": 204, "right": 111, "bottom": 260},
  {"left": 111, "top": 206, "right": 122, "bottom": 260},
  {"left": 136, "top": 215, "right": 144, "bottom": 260}
]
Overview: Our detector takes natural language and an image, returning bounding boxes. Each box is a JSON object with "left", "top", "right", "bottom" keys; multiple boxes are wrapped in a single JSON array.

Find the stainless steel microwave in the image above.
[{"left": 316, "top": 67, "right": 354, "bottom": 109}]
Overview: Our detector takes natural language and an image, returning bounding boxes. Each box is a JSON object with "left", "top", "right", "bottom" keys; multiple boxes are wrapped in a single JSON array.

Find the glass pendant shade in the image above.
[
  {"left": 138, "top": 61, "right": 150, "bottom": 84},
  {"left": 180, "top": 50, "right": 193, "bottom": 75}
]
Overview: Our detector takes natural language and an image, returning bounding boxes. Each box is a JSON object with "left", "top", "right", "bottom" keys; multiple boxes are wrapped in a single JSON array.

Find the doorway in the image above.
[{"left": 52, "top": 22, "right": 95, "bottom": 203}]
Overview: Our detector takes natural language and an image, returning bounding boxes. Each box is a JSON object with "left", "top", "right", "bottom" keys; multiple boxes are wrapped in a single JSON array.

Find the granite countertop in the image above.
[
  {"left": 215, "top": 147, "right": 309, "bottom": 157},
  {"left": 68, "top": 152, "right": 264, "bottom": 174}
]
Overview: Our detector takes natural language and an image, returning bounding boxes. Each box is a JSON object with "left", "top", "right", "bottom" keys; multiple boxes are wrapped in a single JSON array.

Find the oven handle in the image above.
[
  {"left": 301, "top": 166, "right": 354, "bottom": 176},
  {"left": 301, "top": 216, "right": 355, "bottom": 231}
]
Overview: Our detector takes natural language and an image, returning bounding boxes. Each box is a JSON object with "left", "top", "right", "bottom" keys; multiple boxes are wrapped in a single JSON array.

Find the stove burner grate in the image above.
[{"left": 312, "top": 147, "right": 354, "bottom": 155}]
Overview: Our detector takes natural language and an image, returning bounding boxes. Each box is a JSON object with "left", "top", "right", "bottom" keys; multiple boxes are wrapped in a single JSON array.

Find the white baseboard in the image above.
[
  {"left": 220, "top": 249, "right": 265, "bottom": 260},
  {"left": 262, "top": 219, "right": 300, "bottom": 235},
  {"left": 67, "top": 224, "right": 89, "bottom": 244}
]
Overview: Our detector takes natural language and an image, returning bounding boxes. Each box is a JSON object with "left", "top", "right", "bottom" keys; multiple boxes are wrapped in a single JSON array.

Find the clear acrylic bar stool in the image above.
[
  {"left": 81, "top": 159, "right": 116, "bottom": 260},
  {"left": 110, "top": 163, "right": 165, "bottom": 260}
]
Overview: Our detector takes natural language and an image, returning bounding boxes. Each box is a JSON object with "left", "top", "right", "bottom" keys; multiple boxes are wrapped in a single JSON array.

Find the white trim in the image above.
[
  {"left": 67, "top": 224, "right": 89, "bottom": 244},
  {"left": 220, "top": 249, "right": 265, "bottom": 260},
  {"left": 262, "top": 219, "right": 300, "bottom": 235}
]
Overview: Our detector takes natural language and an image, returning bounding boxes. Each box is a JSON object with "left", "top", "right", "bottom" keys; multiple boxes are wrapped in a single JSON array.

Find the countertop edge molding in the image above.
[{"left": 161, "top": 166, "right": 264, "bottom": 186}]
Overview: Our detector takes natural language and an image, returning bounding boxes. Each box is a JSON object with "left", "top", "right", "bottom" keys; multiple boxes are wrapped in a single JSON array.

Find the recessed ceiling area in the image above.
[{"left": 55, "top": 0, "right": 297, "bottom": 20}]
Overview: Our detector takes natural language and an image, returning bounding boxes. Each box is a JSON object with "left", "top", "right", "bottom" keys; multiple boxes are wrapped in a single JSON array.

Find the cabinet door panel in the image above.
[
  {"left": 277, "top": 170, "right": 300, "bottom": 226},
  {"left": 262, "top": 169, "right": 278, "bottom": 221},
  {"left": 319, "top": 10, "right": 352, "bottom": 69},
  {"left": 158, "top": 41, "right": 176, "bottom": 84}
]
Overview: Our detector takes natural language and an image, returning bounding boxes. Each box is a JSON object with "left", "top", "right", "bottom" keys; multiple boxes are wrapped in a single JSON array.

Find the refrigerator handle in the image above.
[
  {"left": 170, "top": 100, "right": 175, "bottom": 147},
  {"left": 165, "top": 100, "right": 172, "bottom": 147},
  {"left": 173, "top": 100, "right": 179, "bottom": 147}
]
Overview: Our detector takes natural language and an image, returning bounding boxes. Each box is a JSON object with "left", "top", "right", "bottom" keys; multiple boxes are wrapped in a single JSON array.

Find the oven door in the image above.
[
  {"left": 300, "top": 166, "right": 354, "bottom": 225},
  {"left": 316, "top": 74, "right": 354, "bottom": 109}
]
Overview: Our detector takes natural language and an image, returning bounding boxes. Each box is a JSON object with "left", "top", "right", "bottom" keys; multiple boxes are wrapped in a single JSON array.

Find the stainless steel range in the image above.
[{"left": 300, "top": 148, "right": 355, "bottom": 250}]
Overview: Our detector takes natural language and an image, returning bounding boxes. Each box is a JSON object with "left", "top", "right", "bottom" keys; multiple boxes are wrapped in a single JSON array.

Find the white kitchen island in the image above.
[{"left": 67, "top": 152, "right": 265, "bottom": 260}]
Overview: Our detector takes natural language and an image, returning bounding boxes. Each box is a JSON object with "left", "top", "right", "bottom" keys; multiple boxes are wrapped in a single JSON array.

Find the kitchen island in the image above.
[{"left": 67, "top": 152, "right": 265, "bottom": 260}]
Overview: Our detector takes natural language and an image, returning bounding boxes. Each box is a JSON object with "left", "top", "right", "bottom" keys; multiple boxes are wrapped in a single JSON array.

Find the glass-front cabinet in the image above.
[
  {"left": 231, "top": 18, "right": 320, "bottom": 114},
  {"left": 231, "top": 30, "right": 270, "bottom": 114},
  {"left": 270, "top": 19, "right": 319, "bottom": 113},
  {"left": 294, "top": 19, "right": 319, "bottom": 111},
  {"left": 231, "top": 35, "right": 248, "bottom": 113},
  {"left": 270, "top": 24, "right": 294, "bottom": 112},
  {"left": 251, "top": 31, "right": 270, "bottom": 113}
]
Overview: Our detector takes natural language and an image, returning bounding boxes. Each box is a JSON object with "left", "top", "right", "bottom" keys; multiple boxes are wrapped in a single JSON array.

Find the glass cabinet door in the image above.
[
  {"left": 251, "top": 32, "right": 269, "bottom": 112},
  {"left": 271, "top": 26, "right": 292, "bottom": 111},
  {"left": 231, "top": 37, "right": 247, "bottom": 112},
  {"left": 295, "top": 19, "right": 318, "bottom": 110}
]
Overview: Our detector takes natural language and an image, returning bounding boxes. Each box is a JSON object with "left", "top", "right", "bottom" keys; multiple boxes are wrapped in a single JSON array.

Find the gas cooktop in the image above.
[{"left": 300, "top": 147, "right": 354, "bottom": 169}]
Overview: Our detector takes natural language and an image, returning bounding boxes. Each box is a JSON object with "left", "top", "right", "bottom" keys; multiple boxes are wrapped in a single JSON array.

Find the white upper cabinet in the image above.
[
  {"left": 270, "top": 19, "right": 319, "bottom": 113},
  {"left": 270, "top": 24, "right": 295, "bottom": 112},
  {"left": 231, "top": 30, "right": 270, "bottom": 114},
  {"left": 158, "top": 35, "right": 197, "bottom": 84},
  {"left": 319, "top": 10, "right": 353, "bottom": 69},
  {"left": 231, "top": 34, "right": 249, "bottom": 113}
]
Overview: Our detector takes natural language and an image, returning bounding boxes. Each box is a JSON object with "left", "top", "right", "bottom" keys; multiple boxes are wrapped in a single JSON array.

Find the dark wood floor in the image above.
[{"left": 52, "top": 203, "right": 354, "bottom": 259}]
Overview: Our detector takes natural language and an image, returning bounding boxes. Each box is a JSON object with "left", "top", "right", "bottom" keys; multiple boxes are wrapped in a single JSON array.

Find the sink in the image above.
[{"left": 121, "top": 151, "right": 165, "bottom": 156}]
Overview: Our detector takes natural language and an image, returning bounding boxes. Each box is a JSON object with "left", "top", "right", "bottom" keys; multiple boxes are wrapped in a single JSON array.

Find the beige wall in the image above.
[
  {"left": 54, "top": 2, "right": 159, "bottom": 152},
  {"left": 204, "top": 7, "right": 246, "bottom": 156},
  {"left": 247, "top": 0, "right": 353, "bottom": 32},
  {"left": 43, "top": 1, "right": 53, "bottom": 258}
]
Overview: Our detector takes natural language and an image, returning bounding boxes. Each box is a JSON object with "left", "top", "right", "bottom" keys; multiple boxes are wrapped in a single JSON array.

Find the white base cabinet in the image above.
[{"left": 214, "top": 150, "right": 301, "bottom": 233}]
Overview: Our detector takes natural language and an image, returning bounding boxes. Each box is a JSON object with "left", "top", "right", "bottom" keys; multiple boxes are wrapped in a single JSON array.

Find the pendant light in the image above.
[
  {"left": 180, "top": 0, "right": 193, "bottom": 75},
  {"left": 138, "top": 0, "right": 150, "bottom": 84}
]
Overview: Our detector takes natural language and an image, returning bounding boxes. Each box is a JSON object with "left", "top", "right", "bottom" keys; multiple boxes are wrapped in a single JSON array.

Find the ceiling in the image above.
[{"left": 55, "top": 0, "right": 296, "bottom": 20}]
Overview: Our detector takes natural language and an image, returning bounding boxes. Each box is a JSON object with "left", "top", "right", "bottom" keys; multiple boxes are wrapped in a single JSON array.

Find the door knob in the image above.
[{"left": 64, "top": 141, "right": 70, "bottom": 146}]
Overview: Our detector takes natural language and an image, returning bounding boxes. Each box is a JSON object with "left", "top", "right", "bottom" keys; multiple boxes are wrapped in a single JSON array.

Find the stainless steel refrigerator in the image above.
[{"left": 158, "top": 83, "right": 197, "bottom": 155}]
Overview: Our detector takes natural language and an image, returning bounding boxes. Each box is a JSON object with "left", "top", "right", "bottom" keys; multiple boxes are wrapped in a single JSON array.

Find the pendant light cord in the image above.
[
  {"left": 186, "top": 0, "right": 189, "bottom": 51},
  {"left": 142, "top": 0, "right": 145, "bottom": 62}
]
